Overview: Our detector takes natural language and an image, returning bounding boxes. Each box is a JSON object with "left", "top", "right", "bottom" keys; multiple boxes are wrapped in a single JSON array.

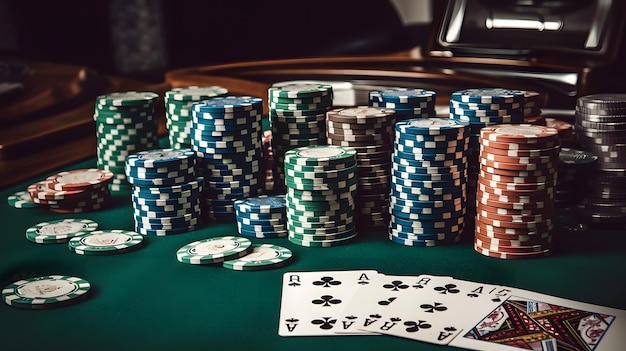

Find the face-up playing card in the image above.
[
  {"left": 335, "top": 273, "right": 449, "bottom": 335},
  {"left": 356, "top": 275, "right": 512, "bottom": 345},
  {"left": 449, "top": 287, "right": 626, "bottom": 351},
  {"left": 278, "top": 270, "right": 378, "bottom": 336}
]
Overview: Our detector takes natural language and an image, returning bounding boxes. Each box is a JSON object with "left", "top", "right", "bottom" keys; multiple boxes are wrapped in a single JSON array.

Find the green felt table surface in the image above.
[{"left": 1, "top": 158, "right": 625, "bottom": 351}]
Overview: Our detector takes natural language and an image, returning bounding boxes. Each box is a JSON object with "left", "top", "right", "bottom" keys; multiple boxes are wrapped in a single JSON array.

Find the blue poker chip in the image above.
[
  {"left": 233, "top": 196, "right": 287, "bottom": 213},
  {"left": 449, "top": 100, "right": 522, "bottom": 112},
  {"left": 133, "top": 205, "right": 200, "bottom": 218},
  {"left": 391, "top": 170, "right": 466, "bottom": 183},
  {"left": 390, "top": 190, "right": 465, "bottom": 203},
  {"left": 390, "top": 195, "right": 463, "bottom": 210},
  {"left": 392, "top": 155, "right": 467, "bottom": 168},
  {"left": 125, "top": 149, "right": 196, "bottom": 168},
  {"left": 394, "top": 142, "right": 466, "bottom": 156},
  {"left": 133, "top": 194, "right": 199, "bottom": 206},
  {"left": 451, "top": 114, "right": 523, "bottom": 124},
  {"left": 126, "top": 173, "right": 197, "bottom": 187},
  {"left": 191, "top": 121, "right": 262, "bottom": 133},
  {"left": 388, "top": 231, "right": 461, "bottom": 247},
  {"left": 389, "top": 221, "right": 464, "bottom": 238},
  {"left": 237, "top": 227, "right": 288, "bottom": 238},
  {"left": 393, "top": 150, "right": 465, "bottom": 163},
  {"left": 236, "top": 211, "right": 286, "bottom": 221},
  {"left": 451, "top": 88, "right": 525, "bottom": 104},
  {"left": 391, "top": 182, "right": 466, "bottom": 196},
  {"left": 391, "top": 162, "right": 466, "bottom": 175},
  {"left": 390, "top": 206, "right": 465, "bottom": 221},
  {"left": 395, "top": 118, "right": 469, "bottom": 135},
  {"left": 207, "top": 178, "right": 259, "bottom": 189},
  {"left": 204, "top": 172, "right": 259, "bottom": 183},
  {"left": 191, "top": 108, "right": 263, "bottom": 121},
  {"left": 395, "top": 138, "right": 468, "bottom": 151},
  {"left": 390, "top": 215, "right": 464, "bottom": 229},
  {"left": 192, "top": 96, "right": 263, "bottom": 112},
  {"left": 135, "top": 218, "right": 200, "bottom": 231},
  {"left": 391, "top": 174, "right": 465, "bottom": 188},
  {"left": 237, "top": 216, "right": 287, "bottom": 226},
  {"left": 135, "top": 224, "right": 196, "bottom": 236}
]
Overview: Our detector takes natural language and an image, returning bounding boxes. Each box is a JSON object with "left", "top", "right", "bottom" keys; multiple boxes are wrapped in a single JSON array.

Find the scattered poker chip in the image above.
[
  {"left": 2, "top": 275, "right": 91, "bottom": 309},
  {"left": 176, "top": 236, "right": 253, "bottom": 264},
  {"left": 7, "top": 190, "right": 41, "bottom": 208},
  {"left": 25, "top": 218, "right": 98, "bottom": 244},
  {"left": 68, "top": 230, "right": 144, "bottom": 255},
  {"left": 222, "top": 244, "right": 293, "bottom": 271},
  {"left": 46, "top": 169, "right": 114, "bottom": 191}
]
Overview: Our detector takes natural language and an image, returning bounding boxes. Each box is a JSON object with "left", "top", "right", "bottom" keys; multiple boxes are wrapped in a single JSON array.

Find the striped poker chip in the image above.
[
  {"left": 25, "top": 219, "right": 98, "bottom": 244},
  {"left": 68, "top": 230, "right": 144, "bottom": 255},
  {"left": 176, "top": 236, "right": 252, "bottom": 264},
  {"left": 2, "top": 275, "right": 91, "bottom": 309},
  {"left": 222, "top": 244, "right": 293, "bottom": 271},
  {"left": 96, "top": 91, "right": 158, "bottom": 106},
  {"left": 46, "top": 169, "right": 114, "bottom": 191},
  {"left": 7, "top": 190, "right": 41, "bottom": 208}
]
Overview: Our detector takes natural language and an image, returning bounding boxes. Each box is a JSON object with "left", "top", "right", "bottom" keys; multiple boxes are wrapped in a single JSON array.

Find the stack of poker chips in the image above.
[
  {"left": 190, "top": 96, "right": 264, "bottom": 222},
  {"left": 475, "top": 124, "right": 560, "bottom": 259},
  {"left": 27, "top": 169, "right": 113, "bottom": 213},
  {"left": 575, "top": 93, "right": 626, "bottom": 224},
  {"left": 389, "top": 119, "right": 469, "bottom": 246},
  {"left": 234, "top": 195, "right": 287, "bottom": 238},
  {"left": 369, "top": 88, "right": 436, "bottom": 122},
  {"left": 556, "top": 148, "right": 598, "bottom": 209},
  {"left": 125, "top": 149, "right": 202, "bottom": 236},
  {"left": 94, "top": 91, "right": 159, "bottom": 192},
  {"left": 268, "top": 83, "right": 333, "bottom": 192},
  {"left": 283, "top": 145, "right": 358, "bottom": 247},
  {"left": 325, "top": 106, "right": 396, "bottom": 231},
  {"left": 164, "top": 86, "right": 228, "bottom": 149},
  {"left": 449, "top": 88, "right": 525, "bottom": 228}
]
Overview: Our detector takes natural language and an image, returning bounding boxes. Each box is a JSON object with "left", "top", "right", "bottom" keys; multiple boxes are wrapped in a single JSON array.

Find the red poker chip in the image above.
[
  {"left": 481, "top": 138, "right": 559, "bottom": 150},
  {"left": 480, "top": 145, "right": 559, "bottom": 157},
  {"left": 523, "top": 114, "right": 546, "bottom": 125},
  {"left": 480, "top": 124, "right": 559, "bottom": 144},
  {"left": 474, "top": 238, "right": 551, "bottom": 254},
  {"left": 479, "top": 170, "right": 558, "bottom": 184},
  {"left": 473, "top": 230, "right": 552, "bottom": 246},
  {"left": 477, "top": 182, "right": 555, "bottom": 198},
  {"left": 479, "top": 157, "right": 557, "bottom": 172},
  {"left": 31, "top": 186, "right": 110, "bottom": 205},
  {"left": 477, "top": 201, "right": 553, "bottom": 216},
  {"left": 477, "top": 177, "right": 555, "bottom": 191},
  {"left": 28, "top": 180, "right": 85, "bottom": 201},
  {"left": 476, "top": 213, "right": 553, "bottom": 229},
  {"left": 46, "top": 169, "right": 114, "bottom": 191},
  {"left": 473, "top": 242, "right": 551, "bottom": 259},
  {"left": 479, "top": 164, "right": 556, "bottom": 177},
  {"left": 479, "top": 151, "right": 557, "bottom": 165},
  {"left": 476, "top": 193, "right": 553, "bottom": 211},
  {"left": 477, "top": 208, "right": 551, "bottom": 223},
  {"left": 474, "top": 223, "right": 553, "bottom": 240}
]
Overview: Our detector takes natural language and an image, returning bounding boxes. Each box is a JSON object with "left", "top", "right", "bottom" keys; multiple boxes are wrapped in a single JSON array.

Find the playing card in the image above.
[
  {"left": 358, "top": 275, "right": 512, "bottom": 345},
  {"left": 278, "top": 269, "right": 378, "bottom": 336},
  {"left": 449, "top": 288, "right": 626, "bottom": 351}
]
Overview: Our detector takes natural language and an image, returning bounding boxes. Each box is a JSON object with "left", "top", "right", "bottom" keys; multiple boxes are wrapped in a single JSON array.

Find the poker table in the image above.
[
  {"left": 2, "top": 158, "right": 626, "bottom": 351},
  {"left": 2, "top": 57, "right": 626, "bottom": 350}
]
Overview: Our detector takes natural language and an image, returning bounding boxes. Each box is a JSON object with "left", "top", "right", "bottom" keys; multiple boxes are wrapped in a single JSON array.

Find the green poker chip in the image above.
[
  {"left": 222, "top": 244, "right": 293, "bottom": 271},
  {"left": 176, "top": 236, "right": 253, "bottom": 264},
  {"left": 25, "top": 219, "right": 98, "bottom": 244},
  {"left": 284, "top": 145, "right": 357, "bottom": 167},
  {"left": 96, "top": 91, "right": 159, "bottom": 106},
  {"left": 2, "top": 275, "right": 91, "bottom": 309},
  {"left": 68, "top": 230, "right": 144, "bottom": 255},
  {"left": 287, "top": 232, "right": 357, "bottom": 247},
  {"left": 7, "top": 190, "right": 41, "bottom": 209}
]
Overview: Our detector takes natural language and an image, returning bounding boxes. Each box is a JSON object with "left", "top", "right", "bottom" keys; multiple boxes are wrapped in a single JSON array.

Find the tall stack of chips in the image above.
[
  {"left": 325, "top": 106, "right": 396, "bottom": 232},
  {"left": 164, "top": 86, "right": 228, "bottom": 149},
  {"left": 474, "top": 124, "right": 560, "bottom": 259},
  {"left": 125, "top": 149, "right": 202, "bottom": 236},
  {"left": 369, "top": 88, "right": 436, "bottom": 122},
  {"left": 389, "top": 119, "right": 469, "bottom": 246},
  {"left": 449, "top": 88, "right": 525, "bottom": 229},
  {"left": 283, "top": 145, "right": 358, "bottom": 247},
  {"left": 94, "top": 91, "right": 159, "bottom": 192},
  {"left": 190, "top": 96, "right": 264, "bottom": 222},
  {"left": 575, "top": 93, "right": 626, "bottom": 224},
  {"left": 556, "top": 148, "right": 598, "bottom": 209},
  {"left": 268, "top": 83, "right": 334, "bottom": 192}
]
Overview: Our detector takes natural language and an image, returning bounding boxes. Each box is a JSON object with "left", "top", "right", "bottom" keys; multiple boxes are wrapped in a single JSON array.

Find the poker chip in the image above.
[
  {"left": 282, "top": 145, "right": 359, "bottom": 246},
  {"left": 25, "top": 218, "right": 98, "bottom": 244},
  {"left": 190, "top": 96, "right": 265, "bottom": 221},
  {"left": 126, "top": 149, "right": 203, "bottom": 235},
  {"left": 68, "top": 230, "right": 144, "bottom": 255},
  {"left": 268, "top": 83, "right": 334, "bottom": 192},
  {"left": 221, "top": 244, "right": 293, "bottom": 271},
  {"left": 368, "top": 88, "right": 436, "bottom": 122},
  {"left": 176, "top": 236, "right": 253, "bottom": 264},
  {"left": 233, "top": 195, "right": 288, "bottom": 238},
  {"left": 27, "top": 169, "right": 113, "bottom": 213},
  {"left": 95, "top": 91, "right": 160, "bottom": 191},
  {"left": 389, "top": 118, "right": 468, "bottom": 246},
  {"left": 473, "top": 124, "right": 559, "bottom": 258},
  {"left": 7, "top": 190, "right": 41, "bottom": 208},
  {"left": 2, "top": 275, "right": 91, "bottom": 309}
]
